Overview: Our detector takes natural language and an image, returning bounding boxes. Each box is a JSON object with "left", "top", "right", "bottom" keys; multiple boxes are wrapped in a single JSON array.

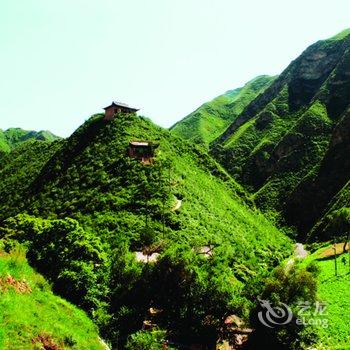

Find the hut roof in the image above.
[
  {"left": 130, "top": 141, "right": 150, "bottom": 147},
  {"left": 103, "top": 101, "right": 139, "bottom": 111}
]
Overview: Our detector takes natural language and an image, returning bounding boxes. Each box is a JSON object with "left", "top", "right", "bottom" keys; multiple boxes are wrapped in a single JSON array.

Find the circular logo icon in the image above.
[{"left": 257, "top": 298, "right": 293, "bottom": 328}]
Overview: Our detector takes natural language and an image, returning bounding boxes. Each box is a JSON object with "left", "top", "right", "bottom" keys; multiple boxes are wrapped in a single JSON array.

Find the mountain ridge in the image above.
[
  {"left": 207, "top": 29, "right": 350, "bottom": 240},
  {"left": 170, "top": 75, "right": 275, "bottom": 146},
  {"left": 0, "top": 127, "right": 61, "bottom": 153}
]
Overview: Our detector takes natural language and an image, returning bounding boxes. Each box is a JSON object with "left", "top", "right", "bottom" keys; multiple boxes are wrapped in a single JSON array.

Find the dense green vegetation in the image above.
[
  {"left": 247, "top": 261, "right": 319, "bottom": 350},
  {"left": 208, "top": 30, "right": 350, "bottom": 241},
  {"left": 0, "top": 128, "right": 60, "bottom": 154},
  {"left": 0, "top": 112, "right": 292, "bottom": 348},
  {"left": 170, "top": 75, "right": 274, "bottom": 146},
  {"left": 0, "top": 140, "right": 62, "bottom": 220},
  {"left": 0, "top": 240, "right": 105, "bottom": 349},
  {"left": 170, "top": 28, "right": 350, "bottom": 349}
]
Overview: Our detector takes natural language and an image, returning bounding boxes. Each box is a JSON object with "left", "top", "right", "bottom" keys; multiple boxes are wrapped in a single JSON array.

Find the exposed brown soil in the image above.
[
  {"left": 319, "top": 243, "right": 350, "bottom": 259},
  {"left": 32, "top": 334, "right": 63, "bottom": 350},
  {"left": 0, "top": 274, "right": 32, "bottom": 293}
]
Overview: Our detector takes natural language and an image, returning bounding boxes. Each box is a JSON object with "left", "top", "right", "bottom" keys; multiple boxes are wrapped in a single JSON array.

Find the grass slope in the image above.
[
  {"left": 302, "top": 246, "right": 350, "bottom": 349},
  {"left": 170, "top": 75, "right": 274, "bottom": 146},
  {"left": 0, "top": 242, "right": 104, "bottom": 350}
]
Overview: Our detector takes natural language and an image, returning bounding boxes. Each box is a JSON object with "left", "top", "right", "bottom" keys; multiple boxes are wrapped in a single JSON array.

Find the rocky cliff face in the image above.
[{"left": 210, "top": 29, "right": 350, "bottom": 240}]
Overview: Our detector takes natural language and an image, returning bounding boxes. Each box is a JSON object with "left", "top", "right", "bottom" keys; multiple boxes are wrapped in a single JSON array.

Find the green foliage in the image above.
[
  {"left": 0, "top": 241, "right": 105, "bottom": 350},
  {"left": 2, "top": 28, "right": 350, "bottom": 349},
  {"left": 0, "top": 140, "right": 62, "bottom": 220},
  {"left": 149, "top": 245, "right": 246, "bottom": 346},
  {"left": 310, "top": 180, "right": 350, "bottom": 241},
  {"left": 328, "top": 28, "right": 350, "bottom": 41},
  {"left": 0, "top": 215, "right": 110, "bottom": 313},
  {"left": 301, "top": 246, "right": 350, "bottom": 349},
  {"left": 247, "top": 263, "right": 319, "bottom": 350},
  {"left": 311, "top": 207, "right": 350, "bottom": 241},
  {"left": 125, "top": 330, "right": 167, "bottom": 350}
]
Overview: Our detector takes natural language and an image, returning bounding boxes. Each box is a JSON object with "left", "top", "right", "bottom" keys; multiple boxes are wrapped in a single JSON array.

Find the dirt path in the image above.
[
  {"left": 294, "top": 243, "right": 308, "bottom": 259},
  {"left": 172, "top": 199, "right": 182, "bottom": 211},
  {"left": 286, "top": 243, "right": 308, "bottom": 270}
]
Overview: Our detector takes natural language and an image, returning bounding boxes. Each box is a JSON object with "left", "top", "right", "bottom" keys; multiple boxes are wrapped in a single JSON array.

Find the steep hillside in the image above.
[
  {"left": 0, "top": 241, "right": 105, "bottom": 350},
  {"left": 211, "top": 29, "right": 350, "bottom": 240},
  {"left": 170, "top": 75, "right": 274, "bottom": 146},
  {"left": 0, "top": 113, "right": 291, "bottom": 347},
  {"left": 0, "top": 140, "right": 62, "bottom": 221},
  {"left": 0, "top": 128, "right": 60, "bottom": 153}
]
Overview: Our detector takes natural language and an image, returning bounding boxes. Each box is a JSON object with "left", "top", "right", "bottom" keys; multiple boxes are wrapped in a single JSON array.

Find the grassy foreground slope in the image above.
[
  {"left": 170, "top": 75, "right": 274, "bottom": 146},
  {"left": 0, "top": 242, "right": 104, "bottom": 350},
  {"left": 210, "top": 29, "right": 350, "bottom": 240},
  {"left": 0, "top": 113, "right": 291, "bottom": 347}
]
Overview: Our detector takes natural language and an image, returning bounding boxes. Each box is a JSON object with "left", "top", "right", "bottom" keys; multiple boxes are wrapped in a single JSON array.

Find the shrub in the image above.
[{"left": 125, "top": 330, "right": 167, "bottom": 350}]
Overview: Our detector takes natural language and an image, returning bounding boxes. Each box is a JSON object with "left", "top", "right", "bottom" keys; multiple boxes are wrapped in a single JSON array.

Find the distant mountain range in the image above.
[{"left": 0, "top": 128, "right": 60, "bottom": 153}]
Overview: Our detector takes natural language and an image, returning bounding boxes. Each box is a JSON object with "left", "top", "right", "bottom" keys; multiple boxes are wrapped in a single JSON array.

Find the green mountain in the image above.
[
  {"left": 210, "top": 29, "right": 350, "bottom": 241},
  {"left": 170, "top": 75, "right": 274, "bottom": 146},
  {"left": 0, "top": 128, "right": 60, "bottom": 153},
  {"left": 0, "top": 113, "right": 291, "bottom": 348},
  {"left": 0, "top": 241, "right": 105, "bottom": 349},
  {"left": 3, "top": 30, "right": 350, "bottom": 350}
]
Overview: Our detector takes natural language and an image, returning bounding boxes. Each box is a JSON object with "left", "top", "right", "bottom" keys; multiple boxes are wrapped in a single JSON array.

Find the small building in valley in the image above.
[
  {"left": 128, "top": 141, "right": 155, "bottom": 165},
  {"left": 104, "top": 101, "right": 139, "bottom": 120}
]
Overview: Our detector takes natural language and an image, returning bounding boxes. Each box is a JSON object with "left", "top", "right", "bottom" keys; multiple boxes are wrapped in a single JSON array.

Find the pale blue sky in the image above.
[{"left": 1, "top": 0, "right": 349, "bottom": 137}]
